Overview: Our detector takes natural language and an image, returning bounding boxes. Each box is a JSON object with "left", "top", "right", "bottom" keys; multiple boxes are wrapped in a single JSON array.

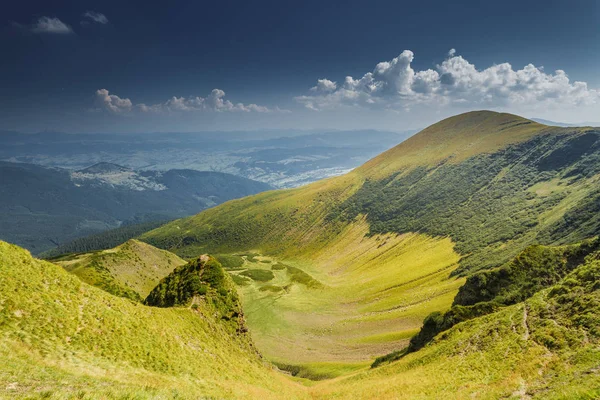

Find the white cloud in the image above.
[
  {"left": 96, "top": 88, "right": 286, "bottom": 115},
  {"left": 95, "top": 89, "right": 133, "bottom": 114},
  {"left": 82, "top": 11, "right": 109, "bottom": 25},
  {"left": 311, "top": 79, "right": 337, "bottom": 92},
  {"left": 30, "top": 17, "right": 73, "bottom": 34},
  {"left": 295, "top": 49, "right": 600, "bottom": 113}
]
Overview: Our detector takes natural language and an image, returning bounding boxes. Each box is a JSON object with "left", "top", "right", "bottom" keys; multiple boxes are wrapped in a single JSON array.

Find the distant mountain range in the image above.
[
  {"left": 532, "top": 118, "right": 600, "bottom": 127},
  {"left": 0, "top": 161, "right": 272, "bottom": 254},
  {"left": 0, "top": 129, "right": 415, "bottom": 188}
]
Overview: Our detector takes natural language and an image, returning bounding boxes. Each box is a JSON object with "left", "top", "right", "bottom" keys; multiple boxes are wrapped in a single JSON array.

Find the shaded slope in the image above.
[
  {"left": 53, "top": 239, "right": 186, "bottom": 300},
  {"left": 335, "top": 113, "right": 600, "bottom": 273},
  {"left": 225, "top": 227, "right": 462, "bottom": 370},
  {"left": 40, "top": 219, "right": 171, "bottom": 258},
  {"left": 0, "top": 241, "right": 306, "bottom": 399}
]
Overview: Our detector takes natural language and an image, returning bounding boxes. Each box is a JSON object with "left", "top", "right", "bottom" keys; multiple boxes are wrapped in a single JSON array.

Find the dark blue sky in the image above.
[{"left": 1, "top": 0, "right": 599, "bottom": 132}]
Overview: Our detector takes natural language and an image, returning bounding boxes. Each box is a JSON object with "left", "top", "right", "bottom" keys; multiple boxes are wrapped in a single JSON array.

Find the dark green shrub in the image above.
[{"left": 240, "top": 269, "right": 274, "bottom": 282}]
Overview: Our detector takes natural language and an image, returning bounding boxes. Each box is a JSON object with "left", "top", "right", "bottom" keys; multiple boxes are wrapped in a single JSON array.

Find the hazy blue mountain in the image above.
[
  {"left": 0, "top": 129, "right": 415, "bottom": 188},
  {"left": 0, "top": 161, "right": 272, "bottom": 254},
  {"left": 531, "top": 118, "right": 600, "bottom": 128}
]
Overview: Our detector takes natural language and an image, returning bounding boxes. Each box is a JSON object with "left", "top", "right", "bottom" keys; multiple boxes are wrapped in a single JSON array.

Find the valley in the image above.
[
  {"left": 223, "top": 225, "right": 462, "bottom": 374},
  {"left": 139, "top": 111, "right": 600, "bottom": 380},
  {"left": 4, "top": 3, "right": 600, "bottom": 397}
]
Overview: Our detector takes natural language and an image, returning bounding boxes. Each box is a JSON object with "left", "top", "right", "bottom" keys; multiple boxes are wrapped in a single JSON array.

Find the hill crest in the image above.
[
  {"left": 55, "top": 238, "right": 186, "bottom": 300},
  {"left": 357, "top": 110, "right": 581, "bottom": 177}
]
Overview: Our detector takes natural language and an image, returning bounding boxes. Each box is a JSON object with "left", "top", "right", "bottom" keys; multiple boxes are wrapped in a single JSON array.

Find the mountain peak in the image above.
[
  {"left": 78, "top": 162, "right": 131, "bottom": 174},
  {"left": 358, "top": 110, "right": 553, "bottom": 177}
]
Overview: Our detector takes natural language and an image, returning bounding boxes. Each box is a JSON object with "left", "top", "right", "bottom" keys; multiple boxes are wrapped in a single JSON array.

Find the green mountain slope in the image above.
[
  {"left": 377, "top": 238, "right": 600, "bottom": 363},
  {"left": 0, "top": 241, "right": 306, "bottom": 399},
  {"left": 2, "top": 236, "right": 598, "bottom": 398},
  {"left": 314, "top": 249, "right": 600, "bottom": 399},
  {"left": 140, "top": 111, "right": 600, "bottom": 372},
  {"left": 52, "top": 239, "right": 186, "bottom": 301}
]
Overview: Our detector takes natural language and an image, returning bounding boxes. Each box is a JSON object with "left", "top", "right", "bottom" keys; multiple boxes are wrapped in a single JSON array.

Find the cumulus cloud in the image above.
[
  {"left": 95, "top": 89, "right": 133, "bottom": 114},
  {"left": 82, "top": 11, "right": 109, "bottom": 25},
  {"left": 311, "top": 79, "right": 337, "bottom": 92},
  {"left": 295, "top": 49, "right": 600, "bottom": 112},
  {"left": 96, "top": 88, "right": 285, "bottom": 115},
  {"left": 30, "top": 17, "right": 73, "bottom": 34}
]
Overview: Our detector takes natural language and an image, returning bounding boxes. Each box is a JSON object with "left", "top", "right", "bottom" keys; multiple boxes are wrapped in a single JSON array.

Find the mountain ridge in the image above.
[
  {"left": 141, "top": 110, "right": 600, "bottom": 373},
  {"left": 53, "top": 239, "right": 187, "bottom": 300}
]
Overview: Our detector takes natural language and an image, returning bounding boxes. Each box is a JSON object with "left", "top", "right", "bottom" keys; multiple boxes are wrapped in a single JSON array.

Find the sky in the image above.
[{"left": 1, "top": 0, "right": 599, "bottom": 133}]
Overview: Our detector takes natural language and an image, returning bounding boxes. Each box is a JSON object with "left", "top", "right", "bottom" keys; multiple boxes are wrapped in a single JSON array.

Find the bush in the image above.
[
  {"left": 145, "top": 256, "right": 243, "bottom": 333},
  {"left": 240, "top": 269, "right": 274, "bottom": 282},
  {"left": 214, "top": 254, "right": 245, "bottom": 269}
]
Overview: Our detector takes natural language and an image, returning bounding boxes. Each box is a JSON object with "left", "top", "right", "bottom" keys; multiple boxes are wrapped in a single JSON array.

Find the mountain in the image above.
[
  {"left": 0, "top": 240, "right": 302, "bottom": 399},
  {"left": 0, "top": 129, "right": 415, "bottom": 188},
  {"left": 2, "top": 239, "right": 599, "bottom": 398},
  {"left": 532, "top": 118, "right": 600, "bottom": 128},
  {"left": 315, "top": 244, "right": 600, "bottom": 398},
  {"left": 78, "top": 162, "right": 132, "bottom": 174},
  {"left": 0, "top": 161, "right": 272, "bottom": 254},
  {"left": 52, "top": 239, "right": 187, "bottom": 301},
  {"left": 531, "top": 118, "right": 579, "bottom": 127},
  {"left": 141, "top": 111, "right": 600, "bottom": 374},
  {"left": 40, "top": 219, "right": 171, "bottom": 258},
  {"left": 2, "top": 110, "right": 600, "bottom": 398}
]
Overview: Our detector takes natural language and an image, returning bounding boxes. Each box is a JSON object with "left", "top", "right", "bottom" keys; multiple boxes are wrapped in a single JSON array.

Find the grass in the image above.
[
  {"left": 3, "top": 110, "right": 600, "bottom": 398},
  {"left": 231, "top": 273, "right": 252, "bottom": 286},
  {"left": 285, "top": 265, "right": 323, "bottom": 288},
  {"left": 113, "top": 111, "right": 600, "bottom": 392},
  {"left": 54, "top": 239, "right": 186, "bottom": 299},
  {"left": 259, "top": 285, "right": 284, "bottom": 293},
  {"left": 312, "top": 252, "right": 600, "bottom": 399},
  {"left": 271, "top": 263, "right": 287, "bottom": 270},
  {"left": 0, "top": 240, "right": 308, "bottom": 399},
  {"left": 274, "top": 361, "right": 370, "bottom": 381},
  {"left": 221, "top": 223, "right": 463, "bottom": 374},
  {"left": 4, "top": 239, "right": 597, "bottom": 398}
]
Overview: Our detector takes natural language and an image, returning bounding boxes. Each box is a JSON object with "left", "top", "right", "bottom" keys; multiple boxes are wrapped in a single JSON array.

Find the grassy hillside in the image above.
[
  {"left": 52, "top": 239, "right": 186, "bottom": 300},
  {"left": 377, "top": 238, "right": 600, "bottom": 363},
  {"left": 3, "top": 238, "right": 598, "bottom": 399},
  {"left": 313, "top": 249, "right": 600, "bottom": 399},
  {"left": 0, "top": 240, "right": 306, "bottom": 399},
  {"left": 224, "top": 225, "right": 463, "bottom": 373},
  {"left": 140, "top": 111, "right": 600, "bottom": 372}
]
